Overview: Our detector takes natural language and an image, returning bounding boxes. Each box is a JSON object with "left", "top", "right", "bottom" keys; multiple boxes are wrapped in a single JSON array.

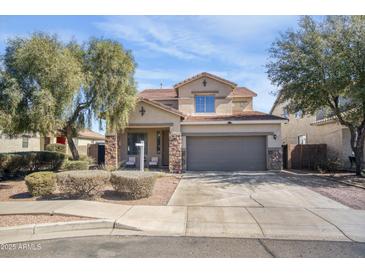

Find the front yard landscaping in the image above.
[{"left": 0, "top": 172, "right": 180, "bottom": 206}]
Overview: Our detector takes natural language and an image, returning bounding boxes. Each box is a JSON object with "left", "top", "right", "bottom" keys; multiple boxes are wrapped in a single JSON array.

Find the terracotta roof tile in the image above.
[
  {"left": 183, "top": 111, "right": 286, "bottom": 122},
  {"left": 78, "top": 129, "right": 105, "bottom": 140},
  {"left": 138, "top": 89, "right": 177, "bottom": 100},
  {"left": 229, "top": 87, "right": 257, "bottom": 97}
]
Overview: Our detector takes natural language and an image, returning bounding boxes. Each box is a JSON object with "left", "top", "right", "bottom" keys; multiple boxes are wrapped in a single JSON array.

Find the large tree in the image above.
[
  {"left": 267, "top": 16, "right": 365, "bottom": 176},
  {"left": 0, "top": 33, "right": 137, "bottom": 159}
]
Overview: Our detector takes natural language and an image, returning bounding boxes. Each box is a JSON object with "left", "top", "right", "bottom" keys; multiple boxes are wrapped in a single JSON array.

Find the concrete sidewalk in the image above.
[{"left": 1, "top": 200, "right": 365, "bottom": 243}]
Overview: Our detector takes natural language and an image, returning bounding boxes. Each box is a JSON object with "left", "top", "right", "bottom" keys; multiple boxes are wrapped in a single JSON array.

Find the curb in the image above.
[{"left": 0, "top": 219, "right": 112, "bottom": 240}]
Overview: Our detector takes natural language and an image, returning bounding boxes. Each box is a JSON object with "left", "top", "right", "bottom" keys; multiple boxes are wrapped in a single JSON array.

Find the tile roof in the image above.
[
  {"left": 138, "top": 88, "right": 177, "bottom": 100},
  {"left": 174, "top": 72, "right": 237, "bottom": 88},
  {"left": 183, "top": 111, "right": 286, "bottom": 122},
  {"left": 78, "top": 129, "right": 105, "bottom": 140},
  {"left": 229, "top": 87, "right": 257, "bottom": 97}
]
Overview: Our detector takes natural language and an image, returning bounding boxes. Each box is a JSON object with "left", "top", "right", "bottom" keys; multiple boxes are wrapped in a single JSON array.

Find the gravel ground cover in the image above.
[
  {"left": 0, "top": 175, "right": 180, "bottom": 206},
  {"left": 0, "top": 214, "right": 92, "bottom": 227},
  {"left": 283, "top": 171, "right": 365, "bottom": 209}
]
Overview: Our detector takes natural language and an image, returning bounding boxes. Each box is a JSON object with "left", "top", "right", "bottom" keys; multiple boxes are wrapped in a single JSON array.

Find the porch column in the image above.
[
  {"left": 105, "top": 133, "right": 118, "bottom": 169},
  {"left": 267, "top": 147, "right": 283, "bottom": 170},
  {"left": 169, "top": 132, "right": 182, "bottom": 173}
]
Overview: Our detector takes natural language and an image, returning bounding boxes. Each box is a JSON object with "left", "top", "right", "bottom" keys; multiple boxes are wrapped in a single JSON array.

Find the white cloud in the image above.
[{"left": 95, "top": 16, "right": 297, "bottom": 112}]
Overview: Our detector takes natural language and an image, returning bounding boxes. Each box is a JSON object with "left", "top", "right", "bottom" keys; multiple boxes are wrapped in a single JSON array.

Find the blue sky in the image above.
[{"left": 0, "top": 16, "right": 300, "bottom": 132}]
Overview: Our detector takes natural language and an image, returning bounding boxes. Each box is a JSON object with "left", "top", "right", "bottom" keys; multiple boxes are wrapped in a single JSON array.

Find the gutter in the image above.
[{"left": 181, "top": 120, "right": 286, "bottom": 125}]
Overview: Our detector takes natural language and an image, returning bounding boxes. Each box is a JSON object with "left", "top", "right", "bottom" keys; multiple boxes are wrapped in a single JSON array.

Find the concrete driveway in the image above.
[{"left": 168, "top": 171, "right": 348, "bottom": 209}]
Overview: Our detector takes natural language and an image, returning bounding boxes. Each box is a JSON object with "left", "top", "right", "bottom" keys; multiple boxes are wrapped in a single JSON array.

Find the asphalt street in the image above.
[{"left": 1, "top": 235, "right": 365, "bottom": 258}]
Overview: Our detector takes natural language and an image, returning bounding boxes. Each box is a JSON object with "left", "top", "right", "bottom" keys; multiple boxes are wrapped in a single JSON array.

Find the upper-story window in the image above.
[
  {"left": 195, "top": 95, "right": 215, "bottom": 113},
  {"left": 295, "top": 110, "right": 303, "bottom": 119}
]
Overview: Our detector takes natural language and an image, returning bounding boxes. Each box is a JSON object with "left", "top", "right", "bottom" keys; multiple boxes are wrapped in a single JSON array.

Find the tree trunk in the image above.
[
  {"left": 65, "top": 126, "right": 79, "bottom": 160},
  {"left": 354, "top": 136, "right": 364, "bottom": 176}
]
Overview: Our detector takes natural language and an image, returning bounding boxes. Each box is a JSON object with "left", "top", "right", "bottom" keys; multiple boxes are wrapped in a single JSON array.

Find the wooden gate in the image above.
[{"left": 287, "top": 144, "right": 327, "bottom": 170}]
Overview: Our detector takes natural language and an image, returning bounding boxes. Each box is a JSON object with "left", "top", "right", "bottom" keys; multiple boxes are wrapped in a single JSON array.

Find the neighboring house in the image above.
[
  {"left": 105, "top": 72, "right": 286, "bottom": 172},
  {"left": 44, "top": 129, "right": 105, "bottom": 156},
  {"left": 0, "top": 129, "right": 105, "bottom": 156},
  {"left": 0, "top": 132, "right": 42, "bottom": 153},
  {"left": 270, "top": 95, "right": 365, "bottom": 169}
]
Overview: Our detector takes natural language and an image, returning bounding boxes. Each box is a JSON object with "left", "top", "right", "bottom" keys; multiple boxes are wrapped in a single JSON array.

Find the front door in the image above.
[{"left": 162, "top": 131, "right": 169, "bottom": 166}]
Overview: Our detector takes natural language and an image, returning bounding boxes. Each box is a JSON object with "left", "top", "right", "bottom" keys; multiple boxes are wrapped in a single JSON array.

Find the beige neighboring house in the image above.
[
  {"left": 0, "top": 132, "right": 42, "bottom": 153},
  {"left": 270, "top": 95, "right": 365, "bottom": 169},
  {"left": 0, "top": 129, "right": 105, "bottom": 156},
  {"left": 105, "top": 72, "right": 286, "bottom": 173}
]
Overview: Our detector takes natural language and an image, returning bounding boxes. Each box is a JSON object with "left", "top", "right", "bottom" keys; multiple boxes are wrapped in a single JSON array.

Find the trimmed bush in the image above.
[
  {"left": 62, "top": 160, "right": 89, "bottom": 170},
  {"left": 45, "top": 143, "right": 66, "bottom": 154},
  {"left": 56, "top": 170, "right": 110, "bottom": 198},
  {"left": 0, "top": 153, "right": 24, "bottom": 174},
  {"left": 25, "top": 171, "right": 56, "bottom": 197},
  {"left": 0, "top": 151, "right": 66, "bottom": 176},
  {"left": 110, "top": 171, "right": 157, "bottom": 199}
]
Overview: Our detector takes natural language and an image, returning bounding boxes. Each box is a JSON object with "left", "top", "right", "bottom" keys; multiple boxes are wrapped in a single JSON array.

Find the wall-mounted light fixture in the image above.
[
  {"left": 273, "top": 134, "right": 277, "bottom": 140},
  {"left": 227, "top": 121, "right": 232, "bottom": 125}
]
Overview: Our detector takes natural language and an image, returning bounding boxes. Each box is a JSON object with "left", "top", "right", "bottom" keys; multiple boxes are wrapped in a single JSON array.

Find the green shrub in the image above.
[
  {"left": 317, "top": 156, "right": 341, "bottom": 174},
  {"left": 45, "top": 143, "right": 66, "bottom": 154},
  {"left": 62, "top": 160, "right": 89, "bottom": 170},
  {"left": 110, "top": 171, "right": 157, "bottom": 199},
  {"left": 0, "top": 153, "right": 25, "bottom": 174},
  {"left": 25, "top": 171, "right": 56, "bottom": 197},
  {"left": 0, "top": 151, "right": 66, "bottom": 175},
  {"left": 56, "top": 170, "right": 110, "bottom": 198}
]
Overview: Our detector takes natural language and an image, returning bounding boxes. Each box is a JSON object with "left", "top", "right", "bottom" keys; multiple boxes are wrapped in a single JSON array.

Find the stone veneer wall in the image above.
[
  {"left": 169, "top": 132, "right": 182, "bottom": 173},
  {"left": 267, "top": 147, "right": 282, "bottom": 170},
  {"left": 105, "top": 134, "right": 118, "bottom": 168}
]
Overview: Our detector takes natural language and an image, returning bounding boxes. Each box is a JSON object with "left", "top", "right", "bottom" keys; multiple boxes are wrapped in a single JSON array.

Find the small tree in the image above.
[
  {"left": 267, "top": 16, "right": 365, "bottom": 176},
  {"left": 0, "top": 33, "right": 137, "bottom": 160}
]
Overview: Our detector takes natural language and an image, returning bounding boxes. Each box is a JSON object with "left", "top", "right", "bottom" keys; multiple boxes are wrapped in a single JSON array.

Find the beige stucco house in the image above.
[
  {"left": 105, "top": 72, "right": 285, "bottom": 173},
  {"left": 0, "top": 129, "right": 104, "bottom": 156},
  {"left": 270, "top": 96, "right": 365, "bottom": 169}
]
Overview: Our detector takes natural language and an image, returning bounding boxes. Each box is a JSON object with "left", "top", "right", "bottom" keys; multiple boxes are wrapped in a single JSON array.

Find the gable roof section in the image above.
[
  {"left": 78, "top": 129, "right": 105, "bottom": 140},
  {"left": 183, "top": 111, "right": 286, "bottom": 122},
  {"left": 174, "top": 72, "right": 237, "bottom": 89},
  {"left": 269, "top": 91, "right": 282, "bottom": 114},
  {"left": 138, "top": 97, "right": 185, "bottom": 117},
  {"left": 229, "top": 87, "right": 257, "bottom": 98},
  {"left": 138, "top": 88, "right": 177, "bottom": 100}
]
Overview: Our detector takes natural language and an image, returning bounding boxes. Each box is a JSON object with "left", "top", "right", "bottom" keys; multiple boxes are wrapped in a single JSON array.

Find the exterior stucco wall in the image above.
[
  {"left": 154, "top": 99, "right": 178, "bottom": 109},
  {"left": 0, "top": 133, "right": 41, "bottom": 153},
  {"left": 178, "top": 77, "right": 234, "bottom": 115},
  {"left": 271, "top": 101, "right": 362, "bottom": 168},
  {"left": 128, "top": 101, "right": 181, "bottom": 132},
  {"left": 232, "top": 98, "right": 253, "bottom": 113}
]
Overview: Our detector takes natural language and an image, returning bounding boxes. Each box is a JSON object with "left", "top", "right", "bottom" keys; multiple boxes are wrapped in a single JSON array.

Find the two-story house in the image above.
[
  {"left": 105, "top": 72, "right": 286, "bottom": 173},
  {"left": 270, "top": 95, "right": 364, "bottom": 170}
]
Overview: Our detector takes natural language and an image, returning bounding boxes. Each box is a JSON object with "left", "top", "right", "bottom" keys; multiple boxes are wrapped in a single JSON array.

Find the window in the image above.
[
  {"left": 156, "top": 131, "right": 161, "bottom": 154},
  {"left": 127, "top": 133, "right": 148, "bottom": 155},
  {"left": 282, "top": 109, "right": 289, "bottom": 119},
  {"left": 22, "top": 135, "right": 29, "bottom": 148},
  {"left": 295, "top": 110, "right": 303, "bottom": 119},
  {"left": 195, "top": 95, "right": 215, "bottom": 113},
  {"left": 298, "top": 135, "right": 307, "bottom": 144}
]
